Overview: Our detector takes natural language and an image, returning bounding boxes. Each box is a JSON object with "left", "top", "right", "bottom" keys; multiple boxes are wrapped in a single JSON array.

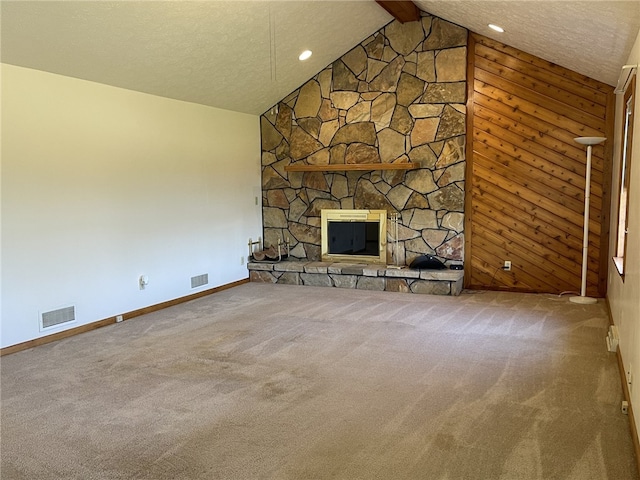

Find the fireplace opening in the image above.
[
  {"left": 328, "top": 222, "right": 379, "bottom": 256},
  {"left": 321, "top": 209, "right": 387, "bottom": 264}
]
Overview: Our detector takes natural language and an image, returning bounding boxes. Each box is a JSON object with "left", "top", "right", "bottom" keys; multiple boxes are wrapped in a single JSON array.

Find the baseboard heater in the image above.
[{"left": 607, "top": 325, "right": 619, "bottom": 353}]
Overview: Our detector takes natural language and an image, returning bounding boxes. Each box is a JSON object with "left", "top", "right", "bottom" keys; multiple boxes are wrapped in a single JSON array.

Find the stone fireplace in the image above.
[{"left": 260, "top": 13, "right": 467, "bottom": 269}]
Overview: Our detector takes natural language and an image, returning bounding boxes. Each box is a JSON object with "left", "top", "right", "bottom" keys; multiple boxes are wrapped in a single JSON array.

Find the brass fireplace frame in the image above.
[{"left": 321, "top": 209, "right": 387, "bottom": 264}]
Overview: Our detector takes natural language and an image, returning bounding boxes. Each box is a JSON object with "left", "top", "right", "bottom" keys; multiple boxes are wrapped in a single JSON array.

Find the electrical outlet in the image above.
[
  {"left": 116, "top": 315, "right": 123, "bottom": 323},
  {"left": 503, "top": 260, "right": 512, "bottom": 271},
  {"left": 241, "top": 256, "right": 245, "bottom": 265}
]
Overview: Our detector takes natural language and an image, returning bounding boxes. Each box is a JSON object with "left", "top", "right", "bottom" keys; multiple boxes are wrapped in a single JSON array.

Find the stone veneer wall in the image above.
[{"left": 260, "top": 14, "right": 467, "bottom": 266}]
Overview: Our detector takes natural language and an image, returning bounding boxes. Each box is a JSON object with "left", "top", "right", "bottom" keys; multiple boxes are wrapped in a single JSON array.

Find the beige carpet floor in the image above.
[{"left": 1, "top": 283, "right": 638, "bottom": 479}]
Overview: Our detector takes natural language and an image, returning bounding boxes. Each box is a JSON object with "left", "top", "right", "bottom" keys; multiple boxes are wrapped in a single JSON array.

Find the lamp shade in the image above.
[{"left": 574, "top": 137, "right": 606, "bottom": 146}]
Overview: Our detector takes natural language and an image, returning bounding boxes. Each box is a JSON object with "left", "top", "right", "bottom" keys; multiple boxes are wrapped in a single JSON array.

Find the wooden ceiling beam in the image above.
[{"left": 375, "top": 1, "right": 421, "bottom": 23}]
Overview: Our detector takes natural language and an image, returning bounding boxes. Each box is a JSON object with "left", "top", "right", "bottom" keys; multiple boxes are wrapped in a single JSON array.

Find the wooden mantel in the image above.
[{"left": 284, "top": 162, "right": 420, "bottom": 172}]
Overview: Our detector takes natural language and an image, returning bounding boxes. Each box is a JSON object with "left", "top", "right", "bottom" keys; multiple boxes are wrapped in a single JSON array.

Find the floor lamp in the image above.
[{"left": 570, "top": 136, "right": 606, "bottom": 304}]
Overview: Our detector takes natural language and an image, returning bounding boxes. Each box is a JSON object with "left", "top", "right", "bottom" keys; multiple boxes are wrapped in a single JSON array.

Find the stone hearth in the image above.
[{"left": 248, "top": 261, "right": 463, "bottom": 296}]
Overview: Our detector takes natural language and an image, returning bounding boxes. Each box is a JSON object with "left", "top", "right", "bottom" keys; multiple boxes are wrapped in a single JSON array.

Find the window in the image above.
[{"left": 614, "top": 74, "right": 635, "bottom": 276}]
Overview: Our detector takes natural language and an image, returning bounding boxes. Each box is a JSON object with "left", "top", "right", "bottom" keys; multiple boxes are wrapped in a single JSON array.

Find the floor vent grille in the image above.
[
  {"left": 191, "top": 274, "right": 209, "bottom": 289},
  {"left": 41, "top": 306, "right": 75, "bottom": 330}
]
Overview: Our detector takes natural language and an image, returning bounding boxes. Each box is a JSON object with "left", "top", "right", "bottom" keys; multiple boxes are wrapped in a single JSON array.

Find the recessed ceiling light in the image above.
[
  {"left": 298, "top": 50, "right": 312, "bottom": 61},
  {"left": 488, "top": 24, "right": 505, "bottom": 33}
]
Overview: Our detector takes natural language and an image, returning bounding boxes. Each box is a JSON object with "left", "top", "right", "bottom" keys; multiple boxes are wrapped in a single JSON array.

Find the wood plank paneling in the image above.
[
  {"left": 474, "top": 37, "right": 612, "bottom": 98},
  {"left": 474, "top": 54, "right": 607, "bottom": 118},
  {"left": 473, "top": 91, "right": 607, "bottom": 172},
  {"left": 466, "top": 34, "right": 614, "bottom": 296},
  {"left": 473, "top": 82, "right": 608, "bottom": 156},
  {"left": 472, "top": 136, "right": 603, "bottom": 210},
  {"left": 475, "top": 68, "right": 606, "bottom": 130},
  {"left": 473, "top": 122, "right": 605, "bottom": 200}
]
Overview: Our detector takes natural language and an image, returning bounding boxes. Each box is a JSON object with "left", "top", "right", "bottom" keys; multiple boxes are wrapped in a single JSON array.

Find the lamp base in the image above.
[{"left": 569, "top": 295, "right": 598, "bottom": 305}]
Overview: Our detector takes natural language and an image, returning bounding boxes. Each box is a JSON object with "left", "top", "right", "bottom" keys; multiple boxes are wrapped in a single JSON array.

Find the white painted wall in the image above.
[
  {"left": 608, "top": 30, "right": 640, "bottom": 437},
  {"left": 1, "top": 64, "right": 262, "bottom": 348}
]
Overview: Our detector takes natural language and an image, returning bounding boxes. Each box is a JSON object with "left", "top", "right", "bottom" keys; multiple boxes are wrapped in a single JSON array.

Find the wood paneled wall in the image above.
[{"left": 465, "top": 34, "right": 615, "bottom": 296}]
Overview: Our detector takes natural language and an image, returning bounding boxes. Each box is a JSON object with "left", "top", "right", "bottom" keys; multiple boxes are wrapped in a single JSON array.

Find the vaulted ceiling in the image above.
[{"left": 2, "top": 1, "right": 639, "bottom": 116}]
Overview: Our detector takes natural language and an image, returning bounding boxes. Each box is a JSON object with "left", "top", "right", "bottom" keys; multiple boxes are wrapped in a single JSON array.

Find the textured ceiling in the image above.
[
  {"left": 414, "top": 0, "right": 640, "bottom": 88},
  {"left": 0, "top": 1, "right": 391, "bottom": 115},
  {"left": 2, "top": 1, "right": 639, "bottom": 116}
]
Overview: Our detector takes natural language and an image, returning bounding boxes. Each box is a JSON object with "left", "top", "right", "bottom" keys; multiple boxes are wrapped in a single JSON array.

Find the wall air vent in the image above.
[
  {"left": 41, "top": 305, "right": 75, "bottom": 330},
  {"left": 191, "top": 274, "right": 209, "bottom": 289}
]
